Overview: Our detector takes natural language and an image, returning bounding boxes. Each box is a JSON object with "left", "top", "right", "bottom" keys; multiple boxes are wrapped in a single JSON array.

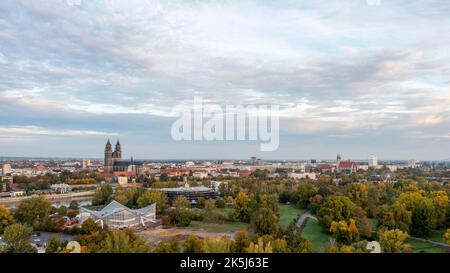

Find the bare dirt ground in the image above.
[{"left": 139, "top": 226, "right": 236, "bottom": 245}]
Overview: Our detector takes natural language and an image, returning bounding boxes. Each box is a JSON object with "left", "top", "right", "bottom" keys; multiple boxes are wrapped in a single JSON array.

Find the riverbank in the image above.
[{"left": 0, "top": 190, "right": 96, "bottom": 205}]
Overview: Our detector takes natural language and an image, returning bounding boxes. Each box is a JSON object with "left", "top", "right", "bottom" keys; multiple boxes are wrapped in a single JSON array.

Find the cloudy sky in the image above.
[{"left": 0, "top": 0, "right": 449, "bottom": 160}]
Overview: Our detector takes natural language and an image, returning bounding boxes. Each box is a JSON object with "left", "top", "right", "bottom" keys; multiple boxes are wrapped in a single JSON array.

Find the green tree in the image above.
[
  {"left": 259, "top": 194, "right": 280, "bottom": 215},
  {"left": 169, "top": 196, "right": 192, "bottom": 227},
  {"left": 113, "top": 187, "right": 129, "bottom": 205},
  {"left": 137, "top": 190, "right": 168, "bottom": 214},
  {"left": 317, "top": 195, "right": 356, "bottom": 229},
  {"left": 92, "top": 184, "right": 113, "bottom": 206},
  {"left": 233, "top": 192, "right": 253, "bottom": 223},
  {"left": 0, "top": 204, "right": 14, "bottom": 234},
  {"left": 14, "top": 196, "right": 52, "bottom": 229},
  {"left": 251, "top": 207, "right": 279, "bottom": 236},
  {"left": 295, "top": 182, "right": 318, "bottom": 209},
  {"left": 154, "top": 238, "right": 180, "bottom": 253},
  {"left": 289, "top": 234, "right": 313, "bottom": 253},
  {"left": 1, "top": 223, "right": 36, "bottom": 253},
  {"left": 378, "top": 228, "right": 410, "bottom": 253},
  {"left": 203, "top": 199, "right": 220, "bottom": 223},
  {"left": 98, "top": 229, "right": 151, "bottom": 253},
  {"left": 45, "top": 236, "right": 67, "bottom": 253}
]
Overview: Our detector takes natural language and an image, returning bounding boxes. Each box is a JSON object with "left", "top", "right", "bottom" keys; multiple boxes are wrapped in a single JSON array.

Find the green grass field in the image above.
[
  {"left": 278, "top": 204, "right": 306, "bottom": 230},
  {"left": 406, "top": 238, "right": 445, "bottom": 253},
  {"left": 301, "top": 218, "right": 331, "bottom": 253},
  {"left": 188, "top": 220, "right": 249, "bottom": 233},
  {"left": 425, "top": 230, "right": 445, "bottom": 243}
]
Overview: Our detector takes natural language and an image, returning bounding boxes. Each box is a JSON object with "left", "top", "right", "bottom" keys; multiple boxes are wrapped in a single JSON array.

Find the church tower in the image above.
[
  {"left": 114, "top": 139, "right": 122, "bottom": 160},
  {"left": 104, "top": 139, "right": 113, "bottom": 174}
]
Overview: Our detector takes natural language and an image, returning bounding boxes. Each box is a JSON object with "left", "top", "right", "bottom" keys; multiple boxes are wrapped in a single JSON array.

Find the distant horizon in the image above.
[{"left": 1, "top": 155, "right": 448, "bottom": 163}]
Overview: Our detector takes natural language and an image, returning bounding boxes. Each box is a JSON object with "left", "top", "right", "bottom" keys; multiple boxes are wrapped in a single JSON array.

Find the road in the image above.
[{"left": 296, "top": 211, "right": 317, "bottom": 229}]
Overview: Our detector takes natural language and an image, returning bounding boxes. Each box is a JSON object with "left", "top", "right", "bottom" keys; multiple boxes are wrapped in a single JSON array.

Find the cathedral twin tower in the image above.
[{"left": 104, "top": 139, "right": 122, "bottom": 174}]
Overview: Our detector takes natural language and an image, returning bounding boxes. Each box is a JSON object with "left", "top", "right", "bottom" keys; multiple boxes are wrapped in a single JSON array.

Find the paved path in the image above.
[
  {"left": 410, "top": 236, "right": 450, "bottom": 249},
  {"left": 296, "top": 211, "right": 317, "bottom": 229}
]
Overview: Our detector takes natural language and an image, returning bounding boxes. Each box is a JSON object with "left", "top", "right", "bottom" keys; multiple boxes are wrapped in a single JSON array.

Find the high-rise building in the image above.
[{"left": 369, "top": 154, "right": 378, "bottom": 168}]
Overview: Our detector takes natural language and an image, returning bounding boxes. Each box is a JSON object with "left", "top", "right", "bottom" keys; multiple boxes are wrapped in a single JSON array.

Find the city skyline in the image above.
[{"left": 1, "top": 0, "right": 450, "bottom": 160}]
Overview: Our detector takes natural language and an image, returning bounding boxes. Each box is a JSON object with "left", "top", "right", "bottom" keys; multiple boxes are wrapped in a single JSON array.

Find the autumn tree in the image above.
[
  {"left": 329, "top": 219, "right": 360, "bottom": 244},
  {"left": 0, "top": 204, "right": 14, "bottom": 234},
  {"left": 14, "top": 196, "right": 52, "bottom": 229},
  {"left": 444, "top": 229, "right": 450, "bottom": 244},
  {"left": 317, "top": 195, "right": 356, "bottom": 229},
  {"left": 183, "top": 235, "right": 206, "bottom": 253},
  {"left": 98, "top": 229, "right": 151, "bottom": 253},
  {"left": 92, "top": 184, "right": 114, "bottom": 205},
  {"left": 1, "top": 223, "right": 36, "bottom": 253},
  {"left": 204, "top": 236, "right": 232, "bottom": 253},
  {"left": 231, "top": 230, "right": 251, "bottom": 253},
  {"left": 378, "top": 228, "right": 410, "bottom": 253},
  {"left": 251, "top": 207, "right": 279, "bottom": 236},
  {"left": 137, "top": 190, "right": 168, "bottom": 214},
  {"left": 233, "top": 192, "right": 253, "bottom": 223},
  {"left": 245, "top": 237, "right": 272, "bottom": 253},
  {"left": 154, "top": 238, "right": 180, "bottom": 253},
  {"left": 295, "top": 182, "right": 318, "bottom": 209}
]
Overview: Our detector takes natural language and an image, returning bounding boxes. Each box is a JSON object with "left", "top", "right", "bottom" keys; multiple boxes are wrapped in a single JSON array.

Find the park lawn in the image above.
[
  {"left": 406, "top": 238, "right": 445, "bottom": 253},
  {"left": 278, "top": 204, "right": 306, "bottom": 230},
  {"left": 188, "top": 220, "right": 249, "bottom": 233},
  {"left": 301, "top": 218, "right": 331, "bottom": 253},
  {"left": 425, "top": 230, "right": 445, "bottom": 243},
  {"left": 217, "top": 207, "right": 234, "bottom": 217}
]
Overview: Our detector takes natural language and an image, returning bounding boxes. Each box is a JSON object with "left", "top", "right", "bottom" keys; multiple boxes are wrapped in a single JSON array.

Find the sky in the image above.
[{"left": 0, "top": 0, "right": 449, "bottom": 160}]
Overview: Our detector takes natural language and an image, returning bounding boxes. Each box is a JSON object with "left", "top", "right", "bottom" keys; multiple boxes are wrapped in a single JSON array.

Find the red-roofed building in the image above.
[
  {"left": 238, "top": 169, "right": 253, "bottom": 178},
  {"left": 337, "top": 161, "right": 357, "bottom": 173},
  {"left": 316, "top": 164, "right": 333, "bottom": 173}
]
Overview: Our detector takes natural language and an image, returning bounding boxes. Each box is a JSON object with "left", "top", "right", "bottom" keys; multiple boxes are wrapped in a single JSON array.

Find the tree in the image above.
[
  {"left": 113, "top": 187, "right": 129, "bottom": 205},
  {"left": 431, "top": 190, "right": 449, "bottom": 229},
  {"left": 98, "top": 229, "right": 151, "bottom": 253},
  {"left": 46, "top": 236, "right": 67, "bottom": 253},
  {"left": 329, "top": 219, "right": 360, "bottom": 244},
  {"left": 69, "top": 200, "right": 79, "bottom": 210},
  {"left": 245, "top": 237, "right": 272, "bottom": 253},
  {"left": 137, "top": 190, "right": 168, "bottom": 214},
  {"left": 378, "top": 228, "right": 410, "bottom": 253},
  {"left": 231, "top": 230, "right": 251, "bottom": 253},
  {"left": 233, "top": 192, "right": 253, "bottom": 223},
  {"left": 92, "top": 184, "right": 113, "bottom": 206},
  {"left": 411, "top": 205, "right": 435, "bottom": 237},
  {"left": 81, "top": 218, "right": 100, "bottom": 234},
  {"left": 204, "top": 236, "right": 232, "bottom": 253},
  {"left": 1, "top": 223, "right": 36, "bottom": 253},
  {"left": 317, "top": 195, "right": 356, "bottom": 229},
  {"left": 154, "top": 238, "right": 180, "bottom": 253},
  {"left": 169, "top": 196, "right": 192, "bottom": 227},
  {"left": 183, "top": 235, "right": 206, "bottom": 253},
  {"left": 444, "top": 229, "right": 450, "bottom": 244},
  {"left": 203, "top": 199, "right": 220, "bottom": 223},
  {"left": 295, "top": 183, "right": 318, "bottom": 209},
  {"left": 0, "top": 204, "right": 14, "bottom": 234},
  {"left": 14, "top": 196, "right": 52, "bottom": 229},
  {"left": 259, "top": 194, "right": 279, "bottom": 216},
  {"left": 288, "top": 233, "right": 313, "bottom": 253},
  {"left": 251, "top": 207, "right": 279, "bottom": 236}
]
